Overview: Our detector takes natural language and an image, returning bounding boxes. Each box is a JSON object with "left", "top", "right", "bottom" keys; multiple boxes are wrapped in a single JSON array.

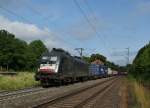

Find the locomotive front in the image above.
[
  {"left": 35, "top": 53, "right": 61, "bottom": 83},
  {"left": 39, "top": 56, "right": 59, "bottom": 74}
]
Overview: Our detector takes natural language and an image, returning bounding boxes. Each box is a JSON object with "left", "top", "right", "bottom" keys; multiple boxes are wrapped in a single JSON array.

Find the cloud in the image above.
[
  {"left": 137, "top": 1, "right": 150, "bottom": 14},
  {"left": 114, "top": 59, "right": 127, "bottom": 66},
  {"left": 111, "top": 51, "right": 125, "bottom": 57},
  {"left": 66, "top": 15, "right": 109, "bottom": 41},
  {"left": 0, "top": 0, "right": 29, "bottom": 8},
  {"left": 111, "top": 50, "right": 137, "bottom": 57},
  {"left": 131, "top": 1, "right": 150, "bottom": 16},
  {"left": 0, "top": 0, "right": 63, "bottom": 24},
  {"left": 0, "top": 15, "right": 71, "bottom": 50},
  {"left": 68, "top": 21, "right": 94, "bottom": 40},
  {"left": 109, "top": 50, "right": 137, "bottom": 66}
]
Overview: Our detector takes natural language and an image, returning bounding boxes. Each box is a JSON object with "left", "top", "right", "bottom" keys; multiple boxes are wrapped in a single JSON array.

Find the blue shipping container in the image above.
[
  {"left": 100, "top": 65, "right": 108, "bottom": 76},
  {"left": 89, "top": 64, "right": 107, "bottom": 76},
  {"left": 89, "top": 64, "right": 99, "bottom": 76}
]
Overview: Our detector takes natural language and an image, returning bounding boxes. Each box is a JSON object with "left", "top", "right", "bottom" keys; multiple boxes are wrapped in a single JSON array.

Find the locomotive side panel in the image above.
[
  {"left": 59, "top": 57, "right": 75, "bottom": 79},
  {"left": 74, "top": 60, "right": 89, "bottom": 78}
]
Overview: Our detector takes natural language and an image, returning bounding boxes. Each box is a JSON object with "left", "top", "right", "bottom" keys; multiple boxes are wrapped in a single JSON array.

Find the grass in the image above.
[
  {"left": 127, "top": 76, "right": 150, "bottom": 108},
  {"left": 133, "top": 81, "right": 150, "bottom": 108},
  {"left": 0, "top": 72, "right": 39, "bottom": 91}
]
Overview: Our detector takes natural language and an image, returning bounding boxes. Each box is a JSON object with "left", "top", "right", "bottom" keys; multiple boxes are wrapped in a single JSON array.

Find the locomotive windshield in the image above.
[
  {"left": 40, "top": 56, "right": 58, "bottom": 66},
  {"left": 39, "top": 55, "right": 60, "bottom": 73},
  {"left": 50, "top": 56, "right": 57, "bottom": 61},
  {"left": 49, "top": 56, "right": 58, "bottom": 64}
]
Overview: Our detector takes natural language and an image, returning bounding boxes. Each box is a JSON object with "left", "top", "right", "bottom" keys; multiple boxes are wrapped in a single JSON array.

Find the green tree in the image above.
[
  {"left": 0, "top": 30, "right": 28, "bottom": 70},
  {"left": 129, "top": 42, "right": 150, "bottom": 84},
  {"left": 0, "top": 30, "right": 48, "bottom": 71},
  {"left": 29, "top": 40, "right": 48, "bottom": 59},
  {"left": 105, "top": 61, "right": 119, "bottom": 70},
  {"left": 82, "top": 56, "right": 90, "bottom": 63},
  {"left": 90, "top": 53, "right": 106, "bottom": 63}
]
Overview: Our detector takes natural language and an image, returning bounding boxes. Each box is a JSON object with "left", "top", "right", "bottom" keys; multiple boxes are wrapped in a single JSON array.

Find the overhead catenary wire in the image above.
[
  {"left": 23, "top": 3, "right": 82, "bottom": 56},
  {"left": 25, "top": 4, "right": 44, "bottom": 17},
  {"left": 76, "top": 0, "right": 115, "bottom": 57},
  {"left": 0, "top": 2, "right": 109, "bottom": 57},
  {"left": 83, "top": 0, "right": 110, "bottom": 48},
  {"left": 0, "top": 4, "right": 76, "bottom": 53},
  {"left": 110, "top": 48, "right": 131, "bottom": 65},
  {"left": 83, "top": 0, "right": 98, "bottom": 24},
  {"left": 83, "top": 0, "right": 108, "bottom": 49},
  {"left": 24, "top": 2, "right": 102, "bottom": 56},
  {"left": 73, "top": 0, "right": 107, "bottom": 45},
  {"left": 73, "top": 0, "right": 101, "bottom": 39},
  {"left": 74, "top": 0, "right": 112, "bottom": 56},
  {"left": 22, "top": 3, "right": 77, "bottom": 49},
  {"left": 0, "top": 5, "right": 32, "bottom": 24},
  {"left": 73, "top": 0, "right": 112, "bottom": 57}
]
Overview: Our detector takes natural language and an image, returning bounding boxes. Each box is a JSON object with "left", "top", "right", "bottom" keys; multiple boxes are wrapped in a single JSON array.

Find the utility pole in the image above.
[
  {"left": 75, "top": 48, "right": 84, "bottom": 57},
  {"left": 126, "top": 47, "right": 130, "bottom": 65}
]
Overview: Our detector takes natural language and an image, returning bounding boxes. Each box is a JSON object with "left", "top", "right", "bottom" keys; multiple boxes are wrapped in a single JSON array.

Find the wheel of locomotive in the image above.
[
  {"left": 70, "top": 78, "right": 75, "bottom": 84},
  {"left": 55, "top": 79, "right": 62, "bottom": 86},
  {"left": 41, "top": 80, "right": 49, "bottom": 88}
]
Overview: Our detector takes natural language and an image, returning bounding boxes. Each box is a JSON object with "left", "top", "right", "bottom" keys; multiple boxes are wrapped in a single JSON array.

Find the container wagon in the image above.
[
  {"left": 89, "top": 64, "right": 108, "bottom": 78},
  {"left": 100, "top": 65, "right": 108, "bottom": 77},
  {"left": 107, "top": 68, "right": 113, "bottom": 77}
]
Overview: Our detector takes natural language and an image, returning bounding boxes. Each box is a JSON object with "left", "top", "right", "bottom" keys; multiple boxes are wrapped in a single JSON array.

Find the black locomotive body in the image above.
[{"left": 35, "top": 48, "right": 89, "bottom": 86}]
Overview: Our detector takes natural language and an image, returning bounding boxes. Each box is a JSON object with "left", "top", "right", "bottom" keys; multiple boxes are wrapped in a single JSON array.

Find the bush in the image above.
[
  {"left": 127, "top": 77, "right": 150, "bottom": 108},
  {"left": 129, "top": 42, "right": 150, "bottom": 85},
  {"left": 0, "top": 72, "right": 39, "bottom": 91}
]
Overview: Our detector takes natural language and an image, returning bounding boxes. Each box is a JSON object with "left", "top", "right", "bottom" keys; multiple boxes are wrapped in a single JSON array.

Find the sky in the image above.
[{"left": 0, "top": 0, "right": 150, "bottom": 66}]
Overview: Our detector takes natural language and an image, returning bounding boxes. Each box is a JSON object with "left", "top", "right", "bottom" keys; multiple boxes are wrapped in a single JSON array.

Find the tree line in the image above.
[
  {"left": 0, "top": 30, "right": 48, "bottom": 71},
  {"left": 82, "top": 54, "right": 124, "bottom": 72},
  {"left": 0, "top": 29, "right": 124, "bottom": 72},
  {"left": 129, "top": 42, "right": 150, "bottom": 84}
]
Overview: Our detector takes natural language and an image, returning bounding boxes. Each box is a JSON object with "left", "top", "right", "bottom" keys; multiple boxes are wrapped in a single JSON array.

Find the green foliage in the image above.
[
  {"left": 105, "top": 61, "right": 127, "bottom": 72},
  {"left": 29, "top": 40, "right": 48, "bottom": 59},
  {"left": 129, "top": 42, "right": 150, "bottom": 84},
  {"left": 0, "top": 30, "right": 48, "bottom": 71},
  {"left": 82, "top": 53, "right": 122, "bottom": 71},
  {"left": 105, "top": 61, "right": 119, "bottom": 70},
  {"left": 127, "top": 76, "right": 150, "bottom": 108},
  {"left": 82, "top": 51, "right": 123, "bottom": 71},
  {"left": 0, "top": 72, "right": 39, "bottom": 91},
  {"left": 90, "top": 53, "right": 106, "bottom": 63},
  {"left": 82, "top": 56, "right": 90, "bottom": 63}
]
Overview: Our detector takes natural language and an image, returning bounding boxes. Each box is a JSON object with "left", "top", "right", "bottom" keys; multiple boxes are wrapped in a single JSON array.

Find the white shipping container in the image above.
[
  {"left": 112, "top": 70, "right": 118, "bottom": 75},
  {"left": 108, "top": 68, "right": 113, "bottom": 75}
]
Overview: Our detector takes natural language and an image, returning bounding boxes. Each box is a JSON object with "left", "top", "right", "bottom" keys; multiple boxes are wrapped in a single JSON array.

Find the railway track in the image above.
[
  {"left": 0, "top": 86, "right": 44, "bottom": 101},
  {"left": 33, "top": 77, "right": 118, "bottom": 108},
  {"left": 77, "top": 78, "right": 122, "bottom": 108},
  {"left": 0, "top": 86, "right": 41, "bottom": 95},
  {"left": 0, "top": 77, "right": 118, "bottom": 108},
  {"left": 0, "top": 90, "right": 8, "bottom": 94}
]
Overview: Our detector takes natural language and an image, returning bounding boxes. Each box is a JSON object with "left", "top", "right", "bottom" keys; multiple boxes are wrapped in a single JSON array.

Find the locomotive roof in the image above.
[
  {"left": 41, "top": 48, "right": 88, "bottom": 64},
  {"left": 40, "top": 48, "right": 71, "bottom": 57},
  {"left": 74, "top": 57, "right": 88, "bottom": 64},
  {"left": 50, "top": 48, "right": 71, "bottom": 57},
  {"left": 41, "top": 51, "right": 51, "bottom": 57}
]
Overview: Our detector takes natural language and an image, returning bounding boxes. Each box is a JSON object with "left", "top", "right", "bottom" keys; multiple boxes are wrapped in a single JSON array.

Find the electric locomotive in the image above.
[{"left": 35, "top": 48, "right": 89, "bottom": 87}]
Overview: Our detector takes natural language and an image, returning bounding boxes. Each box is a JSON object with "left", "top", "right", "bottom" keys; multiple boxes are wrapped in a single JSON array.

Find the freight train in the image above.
[{"left": 35, "top": 48, "right": 117, "bottom": 87}]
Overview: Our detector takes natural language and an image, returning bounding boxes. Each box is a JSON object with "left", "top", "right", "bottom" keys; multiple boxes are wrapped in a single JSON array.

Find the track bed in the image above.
[{"left": 0, "top": 77, "right": 125, "bottom": 108}]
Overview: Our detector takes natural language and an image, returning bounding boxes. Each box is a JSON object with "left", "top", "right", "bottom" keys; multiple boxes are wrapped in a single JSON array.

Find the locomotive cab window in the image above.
[
  {"left": 49, "top": 61, "right": 56, "bottom": 64},
  {"left": 50, "top": 56, "right": 57, "bottom": 61},
  {"left": 40, "top": 61, "right": 49, "bottom": 66}
]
